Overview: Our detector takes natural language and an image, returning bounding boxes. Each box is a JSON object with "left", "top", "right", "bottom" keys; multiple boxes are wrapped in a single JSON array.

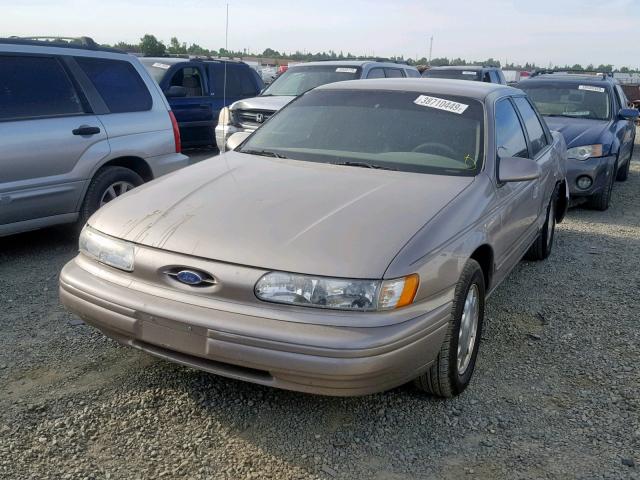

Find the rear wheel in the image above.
[
  {"left": 588, "top": 163, "right": 615, "bottom": 211},
  {"left": 414, "top": 259, "right": 485, "bottom": 397},
  {"left": 78, "top": 166, "right": 143, "bottom": 227},
  {"left": 525, "top": 192, "right": 556, "bottom": 261}
]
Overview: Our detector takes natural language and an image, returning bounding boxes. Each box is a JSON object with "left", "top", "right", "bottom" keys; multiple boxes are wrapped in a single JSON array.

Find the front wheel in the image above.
[
  {"left": 414, "top": 259, "right": 485, "bottom": 397},
  {"left": 588, "top": 164, "right": 615, "bottom": 211},
  {"left": 78, "top": 166, "right": 144, "bottom": 227}
]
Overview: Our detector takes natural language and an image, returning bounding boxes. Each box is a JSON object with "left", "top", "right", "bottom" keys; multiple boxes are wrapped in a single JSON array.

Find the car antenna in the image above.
[{"left": 221, "top": 2, "right": 229, "bottom": 154}]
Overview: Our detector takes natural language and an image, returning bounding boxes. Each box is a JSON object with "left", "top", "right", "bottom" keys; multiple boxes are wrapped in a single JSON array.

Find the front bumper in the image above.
[
  {"left": 566, "top": 155, "right": 615, "bottom": 197},
  {"left": 59, "top": 259, "right": 450, "bottom": 396},
  {"left": 214, "top": 124, "right": 256, "bottom": 151}
]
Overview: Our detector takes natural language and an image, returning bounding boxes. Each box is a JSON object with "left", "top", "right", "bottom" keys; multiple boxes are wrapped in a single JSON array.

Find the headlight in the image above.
[
  {"left": 218, "top": 107, "right": 236, "bottom": 126},
  {"left": 255, "top": 272, "right": 419, "bottom": 311},
  {"left": 79, "top": 226, "right": 135, "bottom": 272},
  {"left": 567, "top": 144, "right": 603, "bottom": 161}
]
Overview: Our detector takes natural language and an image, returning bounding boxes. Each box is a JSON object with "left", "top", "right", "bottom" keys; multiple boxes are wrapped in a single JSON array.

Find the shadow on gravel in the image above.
[{"left": 0, "top": 225, "right": 77, "bottom": 261}]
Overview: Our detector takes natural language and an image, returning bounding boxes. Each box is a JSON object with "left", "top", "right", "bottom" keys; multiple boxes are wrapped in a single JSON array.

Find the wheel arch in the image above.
[
  {"left": 94, "top": 156, "right": 154, "bottom": 182},
  {"left": 469, "top": 244, "right": 494, "bottom": 291}
]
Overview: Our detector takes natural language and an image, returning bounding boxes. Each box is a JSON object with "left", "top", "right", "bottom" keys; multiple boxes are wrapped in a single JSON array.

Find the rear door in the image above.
[
  {"left": 163, "top": 63, "right": 211, "bottom": 146},
  {"left": 0, "top": 53, "right": 108, "bottom": 227},
  {"left": 614, "top": 84, "right": 635, "bottom": 163},
  {"left": 513, "top": 96, "right": 554, "bottom": 214}
]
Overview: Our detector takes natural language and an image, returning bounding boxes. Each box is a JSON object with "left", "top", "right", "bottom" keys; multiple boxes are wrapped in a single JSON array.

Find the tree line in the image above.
[{"left": 106, "top": 34, "right": 639, "bottom": 73}]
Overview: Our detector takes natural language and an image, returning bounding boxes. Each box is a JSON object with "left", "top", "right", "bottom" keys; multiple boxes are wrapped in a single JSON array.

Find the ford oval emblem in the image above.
[{"left": 176, "top": 270, "right": 204, "bottom": 285}]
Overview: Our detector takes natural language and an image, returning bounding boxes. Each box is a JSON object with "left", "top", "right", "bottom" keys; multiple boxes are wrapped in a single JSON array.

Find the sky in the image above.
[{"left": 1, "top": 0, "right": 639, "bottom": 68}]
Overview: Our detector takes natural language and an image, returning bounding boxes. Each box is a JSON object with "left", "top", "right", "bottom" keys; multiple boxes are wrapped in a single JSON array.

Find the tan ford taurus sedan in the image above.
[{"left": 60, "top": 79, "right": 568, "bottom": 397}]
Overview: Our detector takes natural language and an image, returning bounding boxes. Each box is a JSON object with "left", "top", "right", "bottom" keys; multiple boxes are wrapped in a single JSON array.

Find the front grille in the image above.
[{"left": 236, "top": 109, "right": 275, "bottom": 128}]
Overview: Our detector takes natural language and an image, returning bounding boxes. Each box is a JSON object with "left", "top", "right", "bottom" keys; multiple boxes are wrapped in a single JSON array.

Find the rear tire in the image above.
[
  {"left": 77, "top": 166, "right": 143, "bottom": 228},
  {"left": 588, "top": 163, "right": 615, "bottom": 211},
  {"left": 525, "top": 191, "right": 556, "bottom": 261},
  {"left": 414, "top": 259, "right": 485, "bottom": 398}
]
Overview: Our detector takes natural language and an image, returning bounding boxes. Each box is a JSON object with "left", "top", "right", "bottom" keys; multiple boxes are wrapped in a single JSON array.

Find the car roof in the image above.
[
  {"left": 315, "top": 78, "right": 518, "bottom": 100},
  {"left": 519, "top": 74, "right": 616, "bottom": 87},
  {"left": 140, "top": 57, "right": 246, "bottom": 66},
  {"left": 0, "top": 36, "right": 125, "bottom": 54},
  {"left": 293, "top": 60, "right": 415, "bottom": 69},
  {"left": 428, "top": 65, "right": 498, "bottom": 71}
]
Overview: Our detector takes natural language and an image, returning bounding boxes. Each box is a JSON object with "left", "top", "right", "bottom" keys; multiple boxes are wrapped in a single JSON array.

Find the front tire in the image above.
[
  {"left": 414, "top": 259, "right": 485, "bottom": 397},
  {"left": 588, "top": 163, "right": 615, "bottom": 211},
  {"left": 78, "top": 166, "right": 144, "bottom": 227}
]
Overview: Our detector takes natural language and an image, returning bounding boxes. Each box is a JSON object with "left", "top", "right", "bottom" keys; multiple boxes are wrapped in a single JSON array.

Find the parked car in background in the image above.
[
  {"left": 61, "top": 79, "right": 567, "bottom": 398},
  {"left": 141, "top": 58, "right": 264, "bottom": 148},
  {"left": 0, "top": 37, "right": 188, "bottom": 237},
  {"left": 215, "top": 60, "right": 421, "bottom": 150},
  {"left": 518, "top": 71, "right": 639, "bottom": 210},
  {"left": 423, "top": 65, "right": 507, "bottom": 85}
]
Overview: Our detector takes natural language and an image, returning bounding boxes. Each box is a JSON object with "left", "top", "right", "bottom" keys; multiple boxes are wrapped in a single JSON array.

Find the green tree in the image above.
[
  {"left": 168, "top": 36, "right": 187, "bottom": 55},
  {"left": 139, "top": 34, "right": 166, "bottom": 56},
  {"left": 262, "top": 48, "right": 281, "bottom": 57},
  {"left": 113, "top": 41, "right": 138, "bottom": 52}
]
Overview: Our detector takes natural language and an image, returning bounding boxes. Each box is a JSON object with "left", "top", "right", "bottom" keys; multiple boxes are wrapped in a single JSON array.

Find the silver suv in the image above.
[
  {"left": 0, "top": 37, "right": 189, "bottom": 237},
  {"left": 215, "top": 60, "right": 420, "bottom": 150}
]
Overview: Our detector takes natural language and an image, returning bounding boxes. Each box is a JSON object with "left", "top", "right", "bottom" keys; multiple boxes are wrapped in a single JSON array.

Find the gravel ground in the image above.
[{"left": 1, "top": 136, "right": 639, "bottom": 480}]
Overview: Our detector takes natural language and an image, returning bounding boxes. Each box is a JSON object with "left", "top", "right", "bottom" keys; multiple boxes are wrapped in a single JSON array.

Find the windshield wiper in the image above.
[
  {"left": 241, "top": 149, "right": 288, "bottom": 159},
  {"left": 332, "top": 161, "right": 398, "bottom": 171}
]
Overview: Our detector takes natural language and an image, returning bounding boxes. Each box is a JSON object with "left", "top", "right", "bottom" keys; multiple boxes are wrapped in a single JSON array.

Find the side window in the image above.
[
  {"left": 615, "top": 85, "right": 629, "bottom": 108},
  {"left": 0, "top": 55, "right": 84, "bottom": 121},
  {"left": 168, "top": 66, "right": 204, "bottom": 97},
  {"left": 76, "top": 57, "right": 152, "bottom": 113},
  {"left": 405, "top": 69, "right": 421, "bottom": 78},
  {"left": 495, "top": 99, "right": 528, "bottom": 159},
  {"left": 209, "top": 64, "right": 260, "bottom": 98},
  {"left": 384, "top": 68, "right": 404, "bottom": 78},
  {"left": 513, "top": 97, "right": 548, "bottom": 157},
  {"left": 489, "top": 71, "right": 500, "bottom": 83},
  {"left": 482, "top": 72, "right": 491, "bottom": 83},
  {"left": 366, "top": 68, "right": 385, "bottom": 79}
]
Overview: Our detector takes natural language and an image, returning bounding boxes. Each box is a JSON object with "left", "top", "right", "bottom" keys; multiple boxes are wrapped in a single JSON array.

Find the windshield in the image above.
[
  {"left": 423, "top": 69, "right": 481, "bottom": 81},
  {"left": 140, "top": 59, "right": 171, "bottom": 84},
  {"left": 262, "top": 65, "right": 362, "bottom": 96},
  {"left": 521, "top": 83, "right": 611, "bottom": 120},
  {"left": 240, "top": 90, "right": 485, "bottom": 176}
]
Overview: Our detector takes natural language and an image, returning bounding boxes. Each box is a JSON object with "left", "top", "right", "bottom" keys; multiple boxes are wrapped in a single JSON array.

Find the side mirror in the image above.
[
  {"left": 498, "top": 156, "right": 541, "bottom": 183},
  {"left": 619, "top": 108, "right": 639, "bottom": 120},
  {"left": 226, "top": 131, "right": 252, "bottom": 151},
  {"left": 165, "top": 86, "right": 187, "bottom": 98}
]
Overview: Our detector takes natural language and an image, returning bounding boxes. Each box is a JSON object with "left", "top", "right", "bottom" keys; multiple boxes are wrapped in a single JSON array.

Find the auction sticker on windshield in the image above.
[
  {"left": 152, "top": 62, "right": 171, "bottom": 69},
  {"left": 578, "top": 85, "right": 605, "bottom": 93},
  {"left": 462, "top": 71, "right": 477, "bottom": 75},
  {"left": 414, "top": 95, "right": 469, "bottom": 114},
  {"left": 336, "top": 68, "right": 358, "bottom": 73}
]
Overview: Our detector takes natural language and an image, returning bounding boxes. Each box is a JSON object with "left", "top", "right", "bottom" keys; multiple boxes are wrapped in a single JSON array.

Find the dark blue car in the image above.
[
  {"left": 142, "top": 58, "right": 263, "bottom": 148},
  {"left": 519, "top": 72, "right": 638, "bottom": 210}
]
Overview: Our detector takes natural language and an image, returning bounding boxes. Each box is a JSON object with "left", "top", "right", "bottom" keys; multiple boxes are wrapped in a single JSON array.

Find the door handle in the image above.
[{"left": 72, "top": 126, "right": 101, "bottom": 136}]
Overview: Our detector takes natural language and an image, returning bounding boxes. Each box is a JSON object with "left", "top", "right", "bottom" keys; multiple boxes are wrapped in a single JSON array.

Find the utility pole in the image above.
[{"left": 428, "top": 36, "right": 433, "bottom": 65}]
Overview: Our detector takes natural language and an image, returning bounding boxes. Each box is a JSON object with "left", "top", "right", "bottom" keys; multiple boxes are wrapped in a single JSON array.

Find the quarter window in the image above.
[
  {"left": 0, "top": 55, "right": 84, "bottom": 121},
  {"left": 76, "top": 57, "right": 152, "bottom": 113},
  {"left": 366, "top": 68, "right": 385, "bottom": 79},
  {"left": 513, "top": 97, "right": 548, "bottom": 157},
  {"left": 384, "top": 68, "right": 404, "bottom": 78},
  {"left": 495, "top": 99, "right": 528, "bottom": 159}
]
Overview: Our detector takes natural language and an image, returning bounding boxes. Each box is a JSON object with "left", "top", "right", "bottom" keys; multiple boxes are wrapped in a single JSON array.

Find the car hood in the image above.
[
  {"left": 543, "top": 117, "right": 610, "bottom": 149},
  {"left": 230, "top": 95, "right": 296, "bottom": 113},
  {"left": 89, "top": 152, "right": 474, "bottom": 278}
]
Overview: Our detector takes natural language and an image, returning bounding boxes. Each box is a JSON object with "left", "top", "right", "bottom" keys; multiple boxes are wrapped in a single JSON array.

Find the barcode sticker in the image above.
[{"left": 414, "top": 95, "right": 469, "bottom": 114}]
